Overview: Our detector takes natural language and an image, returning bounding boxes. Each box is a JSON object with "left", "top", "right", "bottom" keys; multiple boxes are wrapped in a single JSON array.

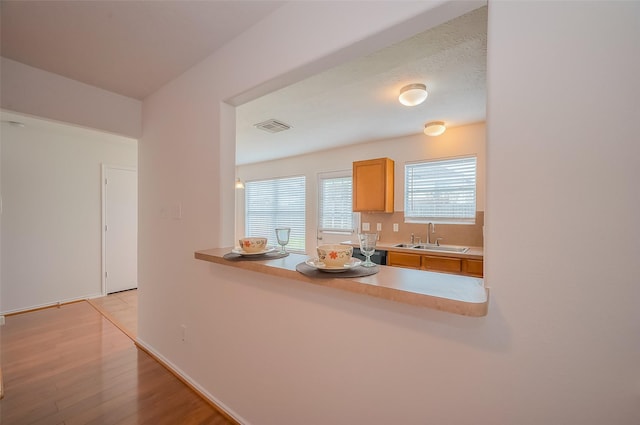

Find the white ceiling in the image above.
[
  {"left": 0, "top": 1, "right": 486, "bottom": 165},
  {"left": 236, "top": 6, "right": 487, "bottom": 164},
  {"left": 0, "top": 0, "right": 284, "bottom": 100}
]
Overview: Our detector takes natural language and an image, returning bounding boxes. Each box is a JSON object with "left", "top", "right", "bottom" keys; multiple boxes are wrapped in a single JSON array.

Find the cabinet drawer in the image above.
[
  {"left": 422, "top": 255, "right": 462, "bottom": 273},
  {"left": 462, "top": 259, "right": 484, "bottom": 277},
  {"left": 388, "top": 252, "right": 421, "bottom": 269}
]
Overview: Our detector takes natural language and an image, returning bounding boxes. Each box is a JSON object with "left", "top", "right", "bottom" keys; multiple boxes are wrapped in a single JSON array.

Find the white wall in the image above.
[
  {"left": 139, "top": 1, "right": 488, "bottom": 423},
  {"left": 484, "top": 1, "right": 640, "bottom": 422},
  {"left": 0, "top": 112, "right": 137, "bottom": 313},
  {"left": 138, "top": 1, "right": 637, "bottom": 424},
  {"left": 236, "top": 122, "right": 486, "bottom": 253},
  {"left": 1, "top": 1, "right": 636, "bottom": 423},
  {"left": 0, "top": 57, "right": 142, "bottom": 139}
]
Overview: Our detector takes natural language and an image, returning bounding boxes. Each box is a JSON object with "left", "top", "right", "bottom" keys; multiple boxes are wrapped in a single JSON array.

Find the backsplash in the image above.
[{"left": 359, "top": 211, "right": 484, "bottom": 248}]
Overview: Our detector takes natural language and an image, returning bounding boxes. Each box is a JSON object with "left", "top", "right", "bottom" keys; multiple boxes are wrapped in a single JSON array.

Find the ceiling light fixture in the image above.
[
  {"left": 398, "top": 83, "right": 428, "bottom": 106},
  {"left": 424, "top": 121, "right": 446, "bottom": 136},
  {"left": 235, "top": 178, "right": 245, "bottom": 189}
]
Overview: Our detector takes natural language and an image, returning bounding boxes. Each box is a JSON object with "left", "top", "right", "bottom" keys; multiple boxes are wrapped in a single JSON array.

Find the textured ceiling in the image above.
[
  {"left": 236, "top": 6, "right": 487, "bottom": 165},
  {"left": 0, "top": 0, "right": 284, "bottom": 100}
]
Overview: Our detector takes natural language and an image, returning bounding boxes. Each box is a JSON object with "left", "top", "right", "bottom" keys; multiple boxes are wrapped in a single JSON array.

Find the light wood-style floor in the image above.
[
  {"left": 87, "top": 289, "right": 139, "bottom": 340},
  {"left": 0, "top": 295, "right": 234, "bottom": 425}
]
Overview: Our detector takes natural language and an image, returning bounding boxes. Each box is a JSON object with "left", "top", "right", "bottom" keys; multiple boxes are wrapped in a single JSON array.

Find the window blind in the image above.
[
  {"left": 245, "top": 176, "right": 306, "bottom": 252},
  {"left": 318, "top": 175, "right": 353, "bottom": 232},
  {"left": 404, "top": 156, "right": 477, "bottom": 224}
]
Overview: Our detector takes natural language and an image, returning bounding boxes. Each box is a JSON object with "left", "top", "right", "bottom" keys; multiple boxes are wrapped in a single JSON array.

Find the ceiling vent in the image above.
[{"left": 254, "top": 119, "right": 291, "bottom": 133}]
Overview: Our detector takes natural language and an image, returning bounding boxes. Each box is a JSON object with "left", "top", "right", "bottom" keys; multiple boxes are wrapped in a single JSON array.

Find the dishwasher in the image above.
[{"left": 352, "top": 247, "right": 388, "bottom": 265}]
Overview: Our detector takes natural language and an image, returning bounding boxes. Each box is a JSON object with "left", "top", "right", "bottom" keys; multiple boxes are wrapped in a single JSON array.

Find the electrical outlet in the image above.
[
  {"left": 362, "top": 222, "right": 370, "bottom": 231},
  {"left": 376, "top": 223, "right": 382, "bottom": 231},
  {"left": 0, "top": 315, "right": 5, "bottom": 326},
  {"left": 393, "top": 223, "right": 399, "bottom": 232}
]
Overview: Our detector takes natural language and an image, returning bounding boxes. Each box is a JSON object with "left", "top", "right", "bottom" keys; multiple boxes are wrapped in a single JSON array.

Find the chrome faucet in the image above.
[{"left": 426, "top": 222, "right": 435, "bottom": 245}]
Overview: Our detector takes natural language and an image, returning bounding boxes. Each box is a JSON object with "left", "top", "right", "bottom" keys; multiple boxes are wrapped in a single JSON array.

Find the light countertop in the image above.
[{"left": 194, "top": 248, "right": 488, "bottom": 317}]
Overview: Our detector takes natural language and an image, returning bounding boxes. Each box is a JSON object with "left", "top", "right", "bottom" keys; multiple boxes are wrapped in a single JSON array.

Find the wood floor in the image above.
[
  {"left": 0, "top": 297, "right": 234, "bottom": 425},
  {"left": 87, "top": 289, "right": 139, "bottom": 340}
]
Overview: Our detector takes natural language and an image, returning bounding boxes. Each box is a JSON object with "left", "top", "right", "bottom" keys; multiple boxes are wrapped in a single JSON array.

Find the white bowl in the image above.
[
  {"left": 316, "top": 244, "right": 353, "bottom": 267},
  {"left": 239, "top": 237, "right": 268, "bottom": 253}
]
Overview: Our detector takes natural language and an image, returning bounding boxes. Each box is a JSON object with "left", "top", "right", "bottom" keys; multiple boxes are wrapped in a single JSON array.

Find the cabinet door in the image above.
[
  {"left": 353, "top": 158, "right": 394, "bottom": 212},
  {"left": 388, "top": 252, "right": 421, "bottom": 269},
  {"left": 462, "top": 259, "right": 484, "bottom": 277},
  {"left": 422, "top": 255, "right": 462, "bottom": 273}
]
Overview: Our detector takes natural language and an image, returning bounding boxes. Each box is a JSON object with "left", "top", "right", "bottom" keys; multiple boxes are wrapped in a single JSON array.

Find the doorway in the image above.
[
  {"left": 102, "top": 165, "right": 138, "bottom": 294},
  {"left": 316, "top": 170, "right": 359, "bottom": 246}
]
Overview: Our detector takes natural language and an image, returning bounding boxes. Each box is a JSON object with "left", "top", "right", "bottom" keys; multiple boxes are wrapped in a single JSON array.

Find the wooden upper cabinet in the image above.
[{"left": 353, "top": 157, "right": 394, "bottom": 212}]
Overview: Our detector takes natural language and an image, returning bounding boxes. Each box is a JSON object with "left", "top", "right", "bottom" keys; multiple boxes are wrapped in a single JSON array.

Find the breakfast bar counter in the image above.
[{"left": 195, "top": 248, "right": 489, "bottom": 317}]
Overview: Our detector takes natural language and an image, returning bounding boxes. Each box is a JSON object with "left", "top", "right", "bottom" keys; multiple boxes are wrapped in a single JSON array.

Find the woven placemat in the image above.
[
  {"left": 296, "top": 262, "right": 379, "bottom": 278},
  {"left": 223, "top": 251, "right": 289, "bottom": 261}
]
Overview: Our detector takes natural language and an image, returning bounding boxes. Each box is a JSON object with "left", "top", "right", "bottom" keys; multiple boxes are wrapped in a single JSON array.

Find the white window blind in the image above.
[
  {"left": 318, "top": 174, "right": 353, "bottom": 232},
  {"left": 245, "top": 176, "right": 306, "bottom": 252},
  {"left": 404, "top": 156, "right": 477, "bottom": 224}
]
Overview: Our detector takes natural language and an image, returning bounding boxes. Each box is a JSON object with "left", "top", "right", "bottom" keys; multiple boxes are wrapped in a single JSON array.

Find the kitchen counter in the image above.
[
  {"left": 195, "top": 248, "right": 488, "bottom": 317},
  {"left": 341, "top": 240, "right": 484, "bottom": 260}
]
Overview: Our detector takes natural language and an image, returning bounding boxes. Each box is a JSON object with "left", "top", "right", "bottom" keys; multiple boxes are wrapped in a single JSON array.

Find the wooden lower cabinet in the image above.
[
  {"left": 387, "top": 251, "right": 422, "bottom": 269},
  {"left": 461, "top": 259, "right": 484, "bottom": 277},
  {"left": 388, "top": 251, "right": 483, "bottom": 277},
  {"left": 422, "top": 255, "right": 461, "bottom": 273}
]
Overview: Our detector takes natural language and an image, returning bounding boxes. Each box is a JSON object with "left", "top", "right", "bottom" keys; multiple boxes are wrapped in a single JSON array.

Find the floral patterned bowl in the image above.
[
  {"left": 316, "top": 244, "right": 353, "bottom": 267},
  {"left": 239, "top": 237, "right": 268, "bottom": 253}
]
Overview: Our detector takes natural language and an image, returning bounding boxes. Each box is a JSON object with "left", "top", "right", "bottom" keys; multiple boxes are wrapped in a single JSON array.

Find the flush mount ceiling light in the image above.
[
  {"left": 398, "top": 83, "right": 428, "bottom": 106},
  {"left": 424, "top": 121, "right": 446, "bottom": 136}
]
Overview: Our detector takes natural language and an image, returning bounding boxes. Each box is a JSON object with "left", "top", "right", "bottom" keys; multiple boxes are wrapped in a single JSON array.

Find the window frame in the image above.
[
  {"left": 404, "top": 155, "right": 477, "bottom": 225},
  {"left": 244, "top": 175, "right": 306, "bottom": 252}
]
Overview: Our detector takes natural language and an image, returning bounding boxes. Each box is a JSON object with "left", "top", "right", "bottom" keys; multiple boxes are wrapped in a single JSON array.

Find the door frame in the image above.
[
  {"left": 101, "top": 164, "right": 137, "bottom": 295},
  {"left": 316, "top": 169, "right": 360, "bottom": 246}
]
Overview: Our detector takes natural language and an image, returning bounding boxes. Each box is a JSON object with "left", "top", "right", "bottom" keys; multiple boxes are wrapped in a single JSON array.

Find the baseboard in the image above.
[
  {"left": 1, "top": 292, "right": 103, "bottom": 316},
  {"left": 135, "top": 338, "right": 247, "bottom": 425}
]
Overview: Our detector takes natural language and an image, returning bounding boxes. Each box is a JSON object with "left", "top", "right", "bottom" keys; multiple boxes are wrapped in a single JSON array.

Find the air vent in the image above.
[{"left": 254, "top": 119, "right": 291, "bottom": 133}]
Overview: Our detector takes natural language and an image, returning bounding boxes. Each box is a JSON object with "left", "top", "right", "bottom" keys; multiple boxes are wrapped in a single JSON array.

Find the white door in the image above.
[
  {"left": 104, "top": 166, "right": 137, "bottom": 294},
  {"left": 316, "top": 171, "right": 359, "bottom": 246}
]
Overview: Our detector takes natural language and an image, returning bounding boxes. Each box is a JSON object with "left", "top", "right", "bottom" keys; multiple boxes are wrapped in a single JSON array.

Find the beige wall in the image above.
[
  {"left": 0, "top": 58, "right": 142, "bottom": 139},
  {"left": 0, "top": 111, "right": 137, "bottom": 313},
  {"left": 3, "top": 1, "right": 639, "bottom": 424},
  {"left": 141, "top": 2, "right": 640, "bottom": 423}
]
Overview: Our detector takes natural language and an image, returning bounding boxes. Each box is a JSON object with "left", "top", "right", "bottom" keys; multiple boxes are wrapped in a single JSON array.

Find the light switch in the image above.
[
  {"left": 362, "top": 222, "right": 370, "bottom": 231},
  {"left": 376, "top": 223, "right": 382, "bottom": 231},
  {"left": 393, "top": 223, "right": 399, "bottom": 232}
]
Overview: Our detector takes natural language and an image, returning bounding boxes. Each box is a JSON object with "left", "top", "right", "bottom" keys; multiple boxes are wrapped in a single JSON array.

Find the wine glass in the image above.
[
  {"left": 275, "top": 227, "right": 291, "bottom": 254},
  {"left": 358, "top": 233, "right": 378, "bottom": 267}
]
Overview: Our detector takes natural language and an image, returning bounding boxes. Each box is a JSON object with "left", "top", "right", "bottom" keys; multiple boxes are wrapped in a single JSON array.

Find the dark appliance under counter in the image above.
[{"left": 352, "top": 248, "right": 388, "bottom": 265}]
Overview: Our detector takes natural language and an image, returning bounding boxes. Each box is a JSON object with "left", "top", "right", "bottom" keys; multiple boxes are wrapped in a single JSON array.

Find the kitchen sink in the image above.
[
  {"left": 415, "top": 244, "right": 469, "bottom": 253},
  {"left": 392, "top": 243, "right": 469, "bottom": 253},
  {"left": 392, "top": 243, "right": 415, "bottom": 248}
]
